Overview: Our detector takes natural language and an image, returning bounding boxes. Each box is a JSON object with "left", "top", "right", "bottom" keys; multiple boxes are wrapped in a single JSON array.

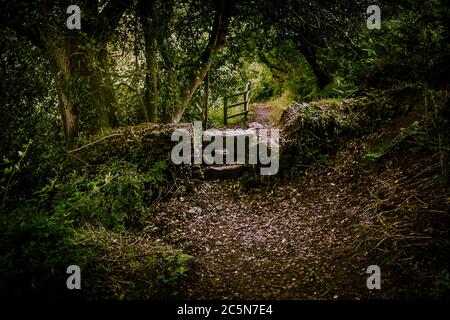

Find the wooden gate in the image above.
[{"left": 223, "top": 81, "right": 251, "bottom": 125}]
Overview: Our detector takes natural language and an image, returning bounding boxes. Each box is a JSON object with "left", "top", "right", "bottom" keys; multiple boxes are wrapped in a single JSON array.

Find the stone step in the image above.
[
  {"left": 201, "top": 128, "right": 278, "bottom": 157},
  {"left": 204, "top": 164, "right": 246, "bottom": 180}
]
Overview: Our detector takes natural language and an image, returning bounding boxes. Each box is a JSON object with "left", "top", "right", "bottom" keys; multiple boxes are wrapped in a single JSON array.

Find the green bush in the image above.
[
  {"left": 52, "top": 160, "right": 167, "bottom": 231},
  {"left": 320, "top": 1, "right": 450, "bottom": 89},
  {"left": 0, "top": 156, "right": 173, "bottom": 297},
  {"left": 250, "top": 64, "right": 281, "bottom": 101},
  {"left": 0, "top": 203, "right": 85, "bottom": 297},
  {"left": 145, "top": 249, "right": 194, "bottom": 286}
]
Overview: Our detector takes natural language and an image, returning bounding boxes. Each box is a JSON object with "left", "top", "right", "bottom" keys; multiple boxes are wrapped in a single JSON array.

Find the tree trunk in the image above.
[
  {"left": 59, "top": 92, "right": 77, "bottom": 142},
  {"left": 158, "top": 42, "right": 178, "bottom": 123},
  {"left": 2, "top": 0, "right": 131, "bottom": 141},
  {"left": 139, "top": 0, "right": 159, "bottom": 123},
  {"left": 171, "top": 0, "right": 234, "bottom": 123},
  {"left": 171, "top": 59, "right": 213, "bottom": 124},
  {"left": 204, "top": 70, "right": 210, "bottom": 130},
  {"left": 303, "top": 51, "right": 332, "bottom": 91},
  {"left": 44, "top": 34, "right": 118, "bottom": 140},
  {"left": 143, "top": 41, "right": 158, "bottom": 123},
  {"left": 87, "top": 47, "right": 119, "bottom": 131}
]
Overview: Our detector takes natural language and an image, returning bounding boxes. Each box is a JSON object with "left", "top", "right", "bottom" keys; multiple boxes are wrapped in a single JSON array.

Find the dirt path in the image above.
[
  {"left": 150, "top": 175, "right": 369, "bottom": 299},
  {"left": 251, "top": 103, "right": 275, "bottom": 125}
]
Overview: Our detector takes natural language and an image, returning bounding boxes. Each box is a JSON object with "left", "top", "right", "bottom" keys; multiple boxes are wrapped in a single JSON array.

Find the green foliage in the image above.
[
  {"left": 0, "top": 28, "right": 61, "bottom": 155},
  {"left": 1, "top": 140, "right": 32, "bottom": 205},
  {"left": 52, "top": 160, "right": 166, "bottom": 231},
  {"left": 145, "top": 249, "right": 193, "bottom": 286},
  {"left": 318, "top": 76, "right": 358, "bottom": 99},
  {"left": 0, "top": 155, "right": 183, "bottom": 297},
  {"left": 0, "top": 201, "right": 84, "bottom": 297},
  {"left": 432, "top": 270, "right": 450, "bottom": 298},
  {"left": 248, "top": 40, "right": 319, "bottom": 102},
  {"left": 321, "top": 0, "right": 450, "bottom": 89},
  {"left": 70, "top": 226, "right": 194, "bottom": 299},
  {"left": 208, "top": 105, "right": 226, "bottom": 128},
  {"left": 250, "top": 63, "right": 281, "bottom": 102},
  {"left": 281, "top": 99, "right": 349, "bottom": 173},
  {"left": 364, "top": 121, "right": 423, "bottom": 164},
  {"left": 263, "top": 90, "right": 296, "bottom": 124}
]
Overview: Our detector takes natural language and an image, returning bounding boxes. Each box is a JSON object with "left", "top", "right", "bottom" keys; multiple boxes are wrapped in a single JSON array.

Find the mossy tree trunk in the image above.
[
  {"left": 138, "top": 0, "right": 159, "bottom": 123},
  {"left": 3, "top": 0, "right": 132, "bottom": 141}
]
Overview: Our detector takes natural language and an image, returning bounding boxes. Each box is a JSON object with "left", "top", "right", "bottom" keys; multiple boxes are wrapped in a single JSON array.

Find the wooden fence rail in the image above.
[{"left": 224, "top": 81, "right": 251, "bottom": 125}]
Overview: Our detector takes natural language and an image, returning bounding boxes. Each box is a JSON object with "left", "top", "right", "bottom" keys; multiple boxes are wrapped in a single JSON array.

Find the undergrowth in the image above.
[{"left": 0, "top": 149, "right": 194, "bottom": 298}]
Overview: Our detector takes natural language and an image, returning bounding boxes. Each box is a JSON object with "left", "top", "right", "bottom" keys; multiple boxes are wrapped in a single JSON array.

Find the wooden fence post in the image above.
[
  {"left": 204, "top": 70, "right": 210, "bottom": 130},
  {"left": 223, "top": 82, "right": 251, "bottom": 126},
  {"left": 224, "top": 96, "right": 228, "bottom": 125},
  {"left": 244, "top": 81, "right": 250, "bottom": 121}
]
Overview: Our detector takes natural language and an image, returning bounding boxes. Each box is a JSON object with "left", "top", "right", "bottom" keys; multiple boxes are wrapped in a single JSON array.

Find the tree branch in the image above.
[{"left": 171, "top": 0, "right": 235, "bottom": 123}]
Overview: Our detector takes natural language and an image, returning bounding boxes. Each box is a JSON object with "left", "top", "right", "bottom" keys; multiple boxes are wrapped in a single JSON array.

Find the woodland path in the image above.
[
  {"left": 250, "top": 103, "right": 275, "bottom": 126},
  {"left": 149, "top": 102, "right": 372, "bottom": 299},
  {"left": 150, "top": 176, "right": 368, "bottom": 299}
]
